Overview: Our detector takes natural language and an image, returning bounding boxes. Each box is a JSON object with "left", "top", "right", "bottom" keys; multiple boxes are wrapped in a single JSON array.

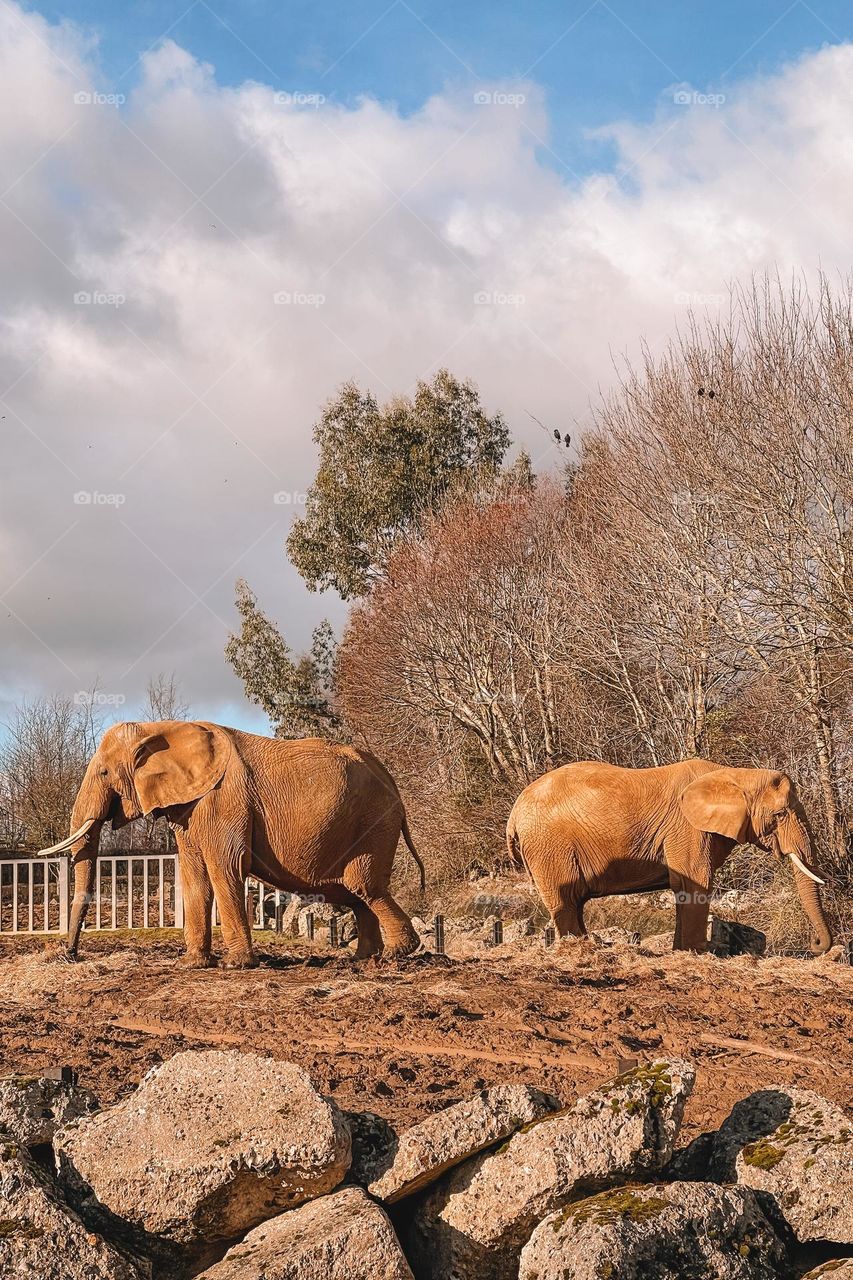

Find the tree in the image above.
[
  {"left": 142, "top": 673, "right": 189, "bottom": 721},
  {"left": 225, "top": 580, "right": 340, "bottom": 738},
  {"left": 287, "top": 369, "right": 510, "bottom": 598},
  {"left": 0, "top": 694, "right": 101, "bottom": 849}
]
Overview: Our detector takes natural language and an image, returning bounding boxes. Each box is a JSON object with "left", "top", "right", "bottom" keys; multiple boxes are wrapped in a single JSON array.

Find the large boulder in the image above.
[
  {"left": 0, "top": 1074, "right": 99, "bottom": 1147},
  {"left": 196, "top": 1187, "right": 413, "bottom": 1279},
  {"left": 711, "top": 1087, "right": 853, "bottom": 1243},
  {"left": 0, "top": 1138, "right": 142, "bottom": 1280},
  {"left": 55, "top": 1050, "right": 351, "bottom": 1248},
  {"left": 360, "top": 1084, "right": 559, "bottom": 1203},
  {"left": 518, "top": 1181, "right": 786, "bottom": 1280},
  {"left": 408, "top": 1058, "right": 695, "bottom": 1280},
  {"left": 802, "top": 1264, "right": 853, "bottom": 1279}
]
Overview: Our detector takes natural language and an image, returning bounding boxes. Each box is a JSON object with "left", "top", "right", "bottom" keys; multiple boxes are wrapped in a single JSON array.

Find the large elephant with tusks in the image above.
[
  {"left": 507, "top": 759, "right": 832, "bottom": 953},
  {"left": 40, "top": 721, "right": 425, "bottom": 967}
]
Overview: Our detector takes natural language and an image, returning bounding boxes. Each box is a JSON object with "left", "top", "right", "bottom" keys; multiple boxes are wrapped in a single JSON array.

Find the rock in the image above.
[
  {"left": 640, "top": 931, "right": 675, "bottom": 954},
  {"left": 711, "top": 1087, "right": 853, "bottom": 1243},
  {"left": 408, "top": 1058, "right": 695, "bottom": 1280},
  {"left": 297, "top": 903, "right": 356, "bottom": 943},
  {"left": 196, "top": 1187, "right": 413, "bottom": 1279},
  {"left": 709, "top": 917, "right": 766, "bottom": 957},
  {"left": 55, "top": 1050, "right": 351, "bottom": 1247},
  {"left": 802, "top": 1263, "right": 853, "bottom": 1279},
  {"left": 364, "top": 1084, "right": 560, "bottom": 1203},
  {"left": 591, "top": 927, "right": 641, "bottom": 946},
  {"left": 0, "top": 1074, "right": 99, "bottom": 1147},
  {"left": 344, "top": 1111, "right": 398, "bottom": 1187},
  {"left": 518, "top": 1181, "right": 786, "bottom": 1280},
  {"left": 663, "top": 1130, "right": 715, "bottom": 1181},
  {"left": 279, "top": 896, "right": 303, "bottom": 935},
  {"left": 0, "top": 1137, "right": 142, "bottom": 1280}
]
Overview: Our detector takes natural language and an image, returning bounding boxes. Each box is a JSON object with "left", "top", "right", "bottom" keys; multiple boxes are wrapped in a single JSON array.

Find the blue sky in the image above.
[{"left": 36, "top": 0, "right": 853, "bottom": 173}]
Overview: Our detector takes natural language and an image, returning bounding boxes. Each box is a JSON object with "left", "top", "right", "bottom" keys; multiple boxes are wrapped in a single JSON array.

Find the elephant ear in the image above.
[
  {"left": 680, "top": 771, "right": 749, "bottom": 841},
  {"left": 132, "top": 722, "right": 232, "bottom": 815}
]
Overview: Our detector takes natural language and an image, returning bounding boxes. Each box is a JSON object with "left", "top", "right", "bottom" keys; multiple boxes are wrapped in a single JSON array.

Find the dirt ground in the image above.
[{"left": 0, "top": 929, "right": 851, "bottom": 1146}]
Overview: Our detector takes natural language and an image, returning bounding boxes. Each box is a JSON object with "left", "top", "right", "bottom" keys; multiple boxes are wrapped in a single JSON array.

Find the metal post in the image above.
[
  {"left": 491, "top": 918, "right": 503, "bottom": 946},
  {"left": 433, "top": 914, "right": 445, "bottom": 955},
  {"left": 305, "top": 912, "right": 315, "bottom": 941},
  {"left": 329, "top": 914, "right": 338, "bottom": 948},
  {"left": 544, "top": 925, "right": 555, "bottom": 947}
]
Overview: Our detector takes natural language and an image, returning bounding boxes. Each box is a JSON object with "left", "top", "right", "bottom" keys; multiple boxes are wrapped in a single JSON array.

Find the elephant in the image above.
[
  {"left": 506, "top": 759, "right": 832, "bottom": 954},
  {"left": 38, "top": 720, "right": 425, "bottom": 967}
]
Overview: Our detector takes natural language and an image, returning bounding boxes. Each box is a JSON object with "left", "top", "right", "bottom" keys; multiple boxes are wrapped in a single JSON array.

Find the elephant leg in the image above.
[
  {"left": 553, "top": 896, "right": 587, "bottom": 939},
  {"left": 351, "top": 901, "right": 383, "bottom": 959},
  {"left": 367, "top": 893, "right": 420, "bottom": 958},
  {"left": 206, "top": 858, "right": 257, "bottom": 969},
  {"left": 341, "top": 853, "right": 419, "bottom": 959},
  {"left": 177, "top": 843, "right": 214, "bottom": 968},
  {"left": 670, "top": 872, "right": 711, "bottom": 952}
]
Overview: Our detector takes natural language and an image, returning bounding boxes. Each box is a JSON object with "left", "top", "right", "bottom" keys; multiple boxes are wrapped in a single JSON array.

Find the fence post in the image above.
[
  {"left": 329, "top": 915, "right": 338, "bottom": 948},
  {"left": 433, "top": 914, "right": 445, "bottom": 955},
  {"left": 491, "top": 918, "right": 503, "bottom": 946},
  {"left": 173, "top": 856, "right": 184, "bottom": 929},
  {"left": 305, "top": 912, "right": 314, "bottom": 942},
  {"left": 58, "top": 857, "right": 71, "bottom": 934},
  {"left": 543, "top": 925, "right": 555, "bottom": 947}
]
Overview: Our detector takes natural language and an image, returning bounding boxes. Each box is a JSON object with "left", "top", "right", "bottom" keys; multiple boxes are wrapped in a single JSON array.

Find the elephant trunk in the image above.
[
  {"left": 61, "top": 761, "right": 113, "bottom": 956},
  {"left": 66, "top": 831, "right": 102, "bottom": 957},
  {"left": 784, "top": 807, "right": 832, "bottom": 955},
  {"left": 791, "top": 863, "right": 832, "bottom": 955}
]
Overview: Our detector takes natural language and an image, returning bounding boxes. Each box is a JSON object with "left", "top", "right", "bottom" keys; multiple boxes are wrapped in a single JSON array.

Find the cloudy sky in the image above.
[{"left": 2, "top": 0, "right": 853, "bottom": 734}]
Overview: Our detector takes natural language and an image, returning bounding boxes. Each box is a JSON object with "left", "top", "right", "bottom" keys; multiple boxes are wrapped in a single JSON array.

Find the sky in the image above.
[{"left": 2, "top": 0, "right": 853, "bottom": 735}]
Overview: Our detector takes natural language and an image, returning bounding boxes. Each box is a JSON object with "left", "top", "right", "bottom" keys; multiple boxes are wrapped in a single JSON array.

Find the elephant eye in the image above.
[{"left": 99, "top": 768, "right": 109, "bottom": 777}]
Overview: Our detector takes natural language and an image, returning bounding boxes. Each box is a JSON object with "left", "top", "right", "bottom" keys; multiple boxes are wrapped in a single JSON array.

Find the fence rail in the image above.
[{"left": 0, "top": 856, "right": 293, "bottom": 937}]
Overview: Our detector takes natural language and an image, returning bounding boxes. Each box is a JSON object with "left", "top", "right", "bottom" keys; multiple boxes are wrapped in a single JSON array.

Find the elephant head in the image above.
[
  {"left": 680, "top": 767, "right": 833, "bottom": 954},
  {"left": 38, "top": 721, "right": 231, "bottom": 956}
]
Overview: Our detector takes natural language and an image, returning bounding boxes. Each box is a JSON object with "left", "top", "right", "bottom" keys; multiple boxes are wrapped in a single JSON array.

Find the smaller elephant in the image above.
[
  {"left": 507, "top": 759, "right": 832, "bottom": 953},
  {"left": 40, "top": 721, "right": 425, "bottom": 967}
]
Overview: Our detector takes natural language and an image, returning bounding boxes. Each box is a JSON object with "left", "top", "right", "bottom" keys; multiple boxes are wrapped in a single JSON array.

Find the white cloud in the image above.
[{"left": 2, "top": 2, "right": 852, "bottom": 726}]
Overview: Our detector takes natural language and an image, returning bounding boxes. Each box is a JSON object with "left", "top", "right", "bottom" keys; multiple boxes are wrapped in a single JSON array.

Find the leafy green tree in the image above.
[
  {"left": 225, "top": 581, "right": 341, "bottom": 739},
  {"left": 287, "top": 369, "right": 510, "bottom": 598}
]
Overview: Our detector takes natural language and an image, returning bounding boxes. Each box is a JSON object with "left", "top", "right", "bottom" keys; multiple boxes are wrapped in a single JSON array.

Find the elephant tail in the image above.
[
  {"left": 507, "top": 813, "right": 533, "bottom": 884},
  {"left": 401, "top": 811, "right": 426, "bottom": 891}
]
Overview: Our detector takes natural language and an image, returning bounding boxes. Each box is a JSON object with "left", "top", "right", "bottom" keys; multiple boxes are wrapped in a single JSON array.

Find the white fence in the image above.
[{"left": 0, "top": 855, "right": 293, "bottom": 936}]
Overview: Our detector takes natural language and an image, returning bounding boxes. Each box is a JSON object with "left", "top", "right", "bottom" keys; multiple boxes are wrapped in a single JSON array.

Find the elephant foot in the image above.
[
  {"left": 353, "top": 941, "right": 384, "bottom": 960},
  {"left": 179, "top": 952, "right": 217, "bottom": 969},
  {"left": 221, "top": 953, "right": 259, "bottom": 970},
  {"left": 380, "top": 934, "right": 420, "bottom": 961}
]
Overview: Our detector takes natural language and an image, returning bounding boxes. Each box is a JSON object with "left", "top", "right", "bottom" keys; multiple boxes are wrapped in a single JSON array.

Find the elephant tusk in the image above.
[
  {"left": 36, "top": 818, "right": 97, "bottom": 857},
  {"left": 789, "top": 852, "right": 825, "bottom": 885}
]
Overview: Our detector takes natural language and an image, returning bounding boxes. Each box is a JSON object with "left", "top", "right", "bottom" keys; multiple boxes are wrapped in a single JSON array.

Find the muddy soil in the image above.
[{"left": 0, "top": 930, "right": 850, "bottom": 1145}]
